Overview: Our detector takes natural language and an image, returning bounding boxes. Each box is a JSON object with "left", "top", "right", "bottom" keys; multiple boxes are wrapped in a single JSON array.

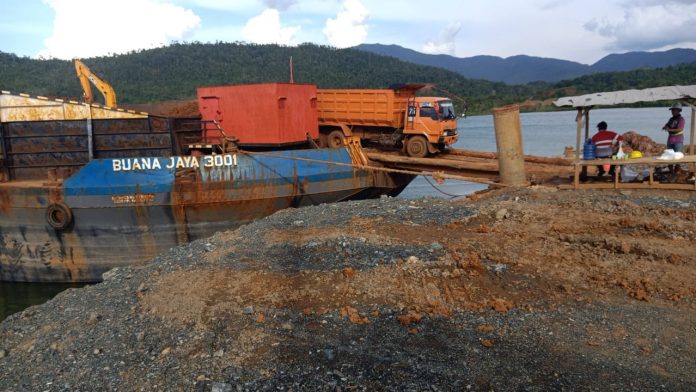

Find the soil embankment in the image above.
[{"left": 1, "top": 187, "right": 695, "bottom": 390}]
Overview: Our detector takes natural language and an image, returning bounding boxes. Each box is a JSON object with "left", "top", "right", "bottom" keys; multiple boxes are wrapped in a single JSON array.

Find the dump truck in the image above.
[{"left": 316, "top": 84, "right": 459, "bottom": 157}]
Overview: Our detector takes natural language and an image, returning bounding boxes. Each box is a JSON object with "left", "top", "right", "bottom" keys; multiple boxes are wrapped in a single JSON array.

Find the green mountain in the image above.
[
  {"left": 551, "top": 62, "right": 696, "bottom": 97},
  {"left": 1, "top": 42, "right": 694, "bottom": 115},
  {"left": 356, "top": 44, "right": 696, "bottom": 85},
  {"left": 0, "top": 42, "right": 538, "bottom": 115}
]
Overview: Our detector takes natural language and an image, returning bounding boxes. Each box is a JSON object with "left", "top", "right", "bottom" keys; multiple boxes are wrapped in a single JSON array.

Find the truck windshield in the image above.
[{"left": 438, "top": 101, "right": 456, "bottom": 119}]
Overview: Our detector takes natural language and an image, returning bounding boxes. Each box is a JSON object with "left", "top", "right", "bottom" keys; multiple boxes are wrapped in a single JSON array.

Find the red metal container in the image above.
[{"left": 197, "top": 83, "right": 319, "bottom": 146}]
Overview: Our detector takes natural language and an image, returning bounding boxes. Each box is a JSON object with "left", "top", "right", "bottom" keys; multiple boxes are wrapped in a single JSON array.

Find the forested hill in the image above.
[
  {"left": 551, "top": 62, "right": 696, "bottom": 96},
  {"left": 356, "top": 44, "right": 696, "bottom": 84},
  {"left": 0, "top": 42, "right": 534, "bottom": 114},
  {"left": 1, "top": 42, "right": 695, "bottom": 115}
]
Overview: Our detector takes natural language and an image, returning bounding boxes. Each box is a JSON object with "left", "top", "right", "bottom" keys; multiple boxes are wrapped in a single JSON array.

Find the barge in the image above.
[{"left": 0, "top": 86, "right": 413, "bottom": 282}]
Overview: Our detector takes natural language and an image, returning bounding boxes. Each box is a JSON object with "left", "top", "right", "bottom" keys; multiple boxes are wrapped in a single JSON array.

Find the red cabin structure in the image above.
[{"left": 197, "top": 83, "right": 319, "bottom": 147}]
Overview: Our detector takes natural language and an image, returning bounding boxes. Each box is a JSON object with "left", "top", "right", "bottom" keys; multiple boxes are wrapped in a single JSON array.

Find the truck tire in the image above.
[
  {"left": 317, "top": 134, "right": 329, "bottom": 148},
  {"left": 327, "top": 130, "right": 345, "bottom": 149},
  {"left": 405, "top": 136, "right": 429, "bottom": 158}
]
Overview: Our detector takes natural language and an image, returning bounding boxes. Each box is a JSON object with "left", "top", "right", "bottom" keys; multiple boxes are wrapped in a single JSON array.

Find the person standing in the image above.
[
  {"left": 591, "top": 121, "right": 623, "bottom": 176},
  {"left": 662, "top": 102, "right": 686, "bottom": 175},
  {"left": 663, "top": 102, "right": 685, "bottom": 153}
]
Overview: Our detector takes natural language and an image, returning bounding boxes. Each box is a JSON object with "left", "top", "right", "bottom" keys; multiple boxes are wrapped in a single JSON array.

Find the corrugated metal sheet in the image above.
[{"left": 553, "top": 85, "right": 696, "bottom": 108}]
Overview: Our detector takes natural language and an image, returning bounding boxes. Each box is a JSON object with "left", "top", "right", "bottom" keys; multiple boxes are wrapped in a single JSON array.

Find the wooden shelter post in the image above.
[
  {"left": 690, "top": 102, "right": 695, "bottom": 155},
  {"left": 574, "top": 107, "right": 589, "bottom": 188},
  {"left": 688, "top": 101, "right": 695, "bottom": 173},
  {"left": 575, "top": 108, "right": 583, "bottom": 161}
]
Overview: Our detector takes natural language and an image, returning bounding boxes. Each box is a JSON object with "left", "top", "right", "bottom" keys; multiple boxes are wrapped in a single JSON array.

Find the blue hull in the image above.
[{"left": 0, "top": 148, "right": 413, "bottom": 282}]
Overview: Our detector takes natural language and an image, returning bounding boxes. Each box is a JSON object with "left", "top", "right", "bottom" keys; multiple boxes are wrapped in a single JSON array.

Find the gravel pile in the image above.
[{"left": 1, "top": 189, "right": 695, "bottom": 391}]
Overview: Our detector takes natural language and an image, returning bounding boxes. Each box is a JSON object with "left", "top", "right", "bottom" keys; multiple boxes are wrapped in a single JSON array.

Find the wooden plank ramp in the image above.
[{"left": 365, "top": 148, "right": 574, "bottom": 185}]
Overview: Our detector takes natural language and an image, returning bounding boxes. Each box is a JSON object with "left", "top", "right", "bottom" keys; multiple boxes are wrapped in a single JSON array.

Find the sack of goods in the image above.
[
  {"left": 620, "top": 165, "right": 649, "bottom": 182},
  {"left": 620, "top": 150, "right": 648, "bottom": 182}
]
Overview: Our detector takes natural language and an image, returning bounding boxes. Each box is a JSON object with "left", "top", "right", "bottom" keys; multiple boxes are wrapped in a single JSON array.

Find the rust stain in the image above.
[
  {"left": 132, "top": 184, "right": 158, "bottom": 262},
  {"left": 1, "top": 93, "right": 146, "bottom": 122},
  {"left": 0, "top": 188, "right": 10, "bottom": 213},
  {"left": 54, "top": 231, "right": 88, "bottom": 282}
]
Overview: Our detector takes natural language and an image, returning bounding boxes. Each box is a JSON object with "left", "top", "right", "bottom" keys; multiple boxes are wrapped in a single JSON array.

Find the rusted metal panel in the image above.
[
  {"left": 0, "top": 92, "right": 147, "bottom": 122},
  {"left": 1, "top": 117, "right": 173, "bottom": 180}
]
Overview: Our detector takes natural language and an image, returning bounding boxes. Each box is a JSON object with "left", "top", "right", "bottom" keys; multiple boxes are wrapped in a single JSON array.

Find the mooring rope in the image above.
[{"left": 238, "top": 149, "right": 508, "bottom": 188}]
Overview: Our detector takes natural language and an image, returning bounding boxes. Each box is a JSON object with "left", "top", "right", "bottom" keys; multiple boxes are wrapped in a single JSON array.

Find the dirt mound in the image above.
[{"left": 2, "top": 189, "right": 696, "bottom": 390}]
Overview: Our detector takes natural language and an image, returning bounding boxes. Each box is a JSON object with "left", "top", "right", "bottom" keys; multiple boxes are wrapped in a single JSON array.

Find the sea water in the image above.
[
  {"left": 399, "top": 106, "right": 692, "bottom": 199},
  {"left": 1, "top": 107, "right": 691, "bottom": 321}
]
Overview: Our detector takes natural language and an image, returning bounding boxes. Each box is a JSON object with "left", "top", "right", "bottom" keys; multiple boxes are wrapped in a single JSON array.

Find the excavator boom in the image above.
[{"left": 74, "top": 59, "right": 117, "bottom": 107}]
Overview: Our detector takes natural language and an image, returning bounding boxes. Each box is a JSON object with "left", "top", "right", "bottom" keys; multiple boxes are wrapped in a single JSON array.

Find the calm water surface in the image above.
[
  {"left": 1, "top": 283, "right": 84, "bottom": 321},
  {"left": 2, "top": 106, "right": 689, "bottom": 321}
]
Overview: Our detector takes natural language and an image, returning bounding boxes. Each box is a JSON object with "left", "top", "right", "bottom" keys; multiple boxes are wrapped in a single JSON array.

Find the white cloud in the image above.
[
  {"left": 421, "top": 22, "right": 461, "bottom": 55},
  {"left": 184, "top": 0, "right": 257, "bottom": 12},
  {"left": 584, "top": 1, "right": 696, "bottom": 51},
  {"left": 241, "top": 8, "right": 300, "bottom": 45},
  {"left": 323, "top": 0, "right": 368, "bottom": 48},
  {"left": 38, "top": 0, "right": 200, "bottom": 59}
]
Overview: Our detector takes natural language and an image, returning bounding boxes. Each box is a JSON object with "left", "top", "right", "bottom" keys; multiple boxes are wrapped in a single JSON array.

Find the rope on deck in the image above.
[{"left": 239, "top": 149, "right": 509, "bottom": 188}]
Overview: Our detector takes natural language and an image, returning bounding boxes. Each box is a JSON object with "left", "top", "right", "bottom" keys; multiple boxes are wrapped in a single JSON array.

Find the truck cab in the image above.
[{"left": 404, "top": 97, "right": 459, "bottom": 157}]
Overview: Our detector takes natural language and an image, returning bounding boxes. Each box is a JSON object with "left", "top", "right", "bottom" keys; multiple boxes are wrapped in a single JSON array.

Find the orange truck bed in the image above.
[{"left": 316, "top": 89, "right": 413, "bottom": 128}]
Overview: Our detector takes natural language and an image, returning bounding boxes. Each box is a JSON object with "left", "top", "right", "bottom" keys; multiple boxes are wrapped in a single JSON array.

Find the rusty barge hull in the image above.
[
  {"left": 0, "top": 92, "right": 413, "bottom": 282},
  {"left": 0, "top": 149, "right": 411, "bottom": 282}
]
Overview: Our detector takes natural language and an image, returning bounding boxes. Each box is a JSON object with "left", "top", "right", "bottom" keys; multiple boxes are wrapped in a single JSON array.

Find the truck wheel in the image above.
[
  {"left": 406, "top": 136, "right": 429, "bottom": 158},
  {"left": 317, "top": 134, "right": 329, "bottom": 148},
  {"left": 327, "top": 130, "right": 345, "bottom": 148}
]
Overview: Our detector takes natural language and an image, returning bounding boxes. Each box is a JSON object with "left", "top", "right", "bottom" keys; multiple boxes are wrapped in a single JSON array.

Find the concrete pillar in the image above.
[{"left": 492, "top": 104, "right": 527, "bottom": 186}]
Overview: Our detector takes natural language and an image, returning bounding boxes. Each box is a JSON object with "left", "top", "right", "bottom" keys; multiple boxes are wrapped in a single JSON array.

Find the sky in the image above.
[{"left": 1, "top": 0, "right": 696, "bottom": 65}]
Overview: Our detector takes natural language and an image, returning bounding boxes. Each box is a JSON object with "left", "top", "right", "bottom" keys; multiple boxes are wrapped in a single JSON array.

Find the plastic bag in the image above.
[
  {"left": 620, "top": 164, "right": 649, "bottom": 182},
  {"left": 615, "top": 141, "right": 626, "bottom": 160},
  {"left": 657, "top": 149, "right": 676, "bottom": 160}
]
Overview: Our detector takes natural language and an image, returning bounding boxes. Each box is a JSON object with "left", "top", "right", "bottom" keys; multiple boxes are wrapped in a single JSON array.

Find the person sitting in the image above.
[{"left": 591, "top": 121, "right": 623, "bottom": 176}]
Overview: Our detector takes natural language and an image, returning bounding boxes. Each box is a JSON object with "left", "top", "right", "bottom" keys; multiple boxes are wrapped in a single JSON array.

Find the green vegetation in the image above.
[
  {"left": 551, "top": 62, "right": 696, "bottom": 96},
  {"left": 1, "top": 42, "right": 695, "bottom": 115}
]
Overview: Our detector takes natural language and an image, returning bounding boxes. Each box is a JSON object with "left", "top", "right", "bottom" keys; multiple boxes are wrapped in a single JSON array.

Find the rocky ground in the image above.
[{"left": 1, "top": 186, "right": 696, "bottom": 391}]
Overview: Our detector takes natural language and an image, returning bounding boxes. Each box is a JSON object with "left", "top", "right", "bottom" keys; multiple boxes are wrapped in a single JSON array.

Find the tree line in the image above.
[{"left": 1, "top": 42, "right": 695, "bottom": 115}]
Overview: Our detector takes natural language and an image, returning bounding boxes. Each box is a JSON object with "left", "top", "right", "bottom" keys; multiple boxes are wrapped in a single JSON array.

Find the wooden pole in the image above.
[
  {"left": 690, "top": 103, "right": 695, "bottom": 155},
  {"left": 492, "top": 104, "right": 527, "bottom": 186},
  {"left": 289, "top": 56, "right": 294, "bottom": 84},
  {"left": 575, "top": 108, "right": 583, "bottom": 161},
  {"left": 689, "top": 102, "right": 695, "bottom": 173}
]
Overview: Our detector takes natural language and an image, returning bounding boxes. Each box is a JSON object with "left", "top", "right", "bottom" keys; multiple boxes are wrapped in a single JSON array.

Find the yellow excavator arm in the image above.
[{"left": 74, "top": 59, "right": 117, "bottom": 107}]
